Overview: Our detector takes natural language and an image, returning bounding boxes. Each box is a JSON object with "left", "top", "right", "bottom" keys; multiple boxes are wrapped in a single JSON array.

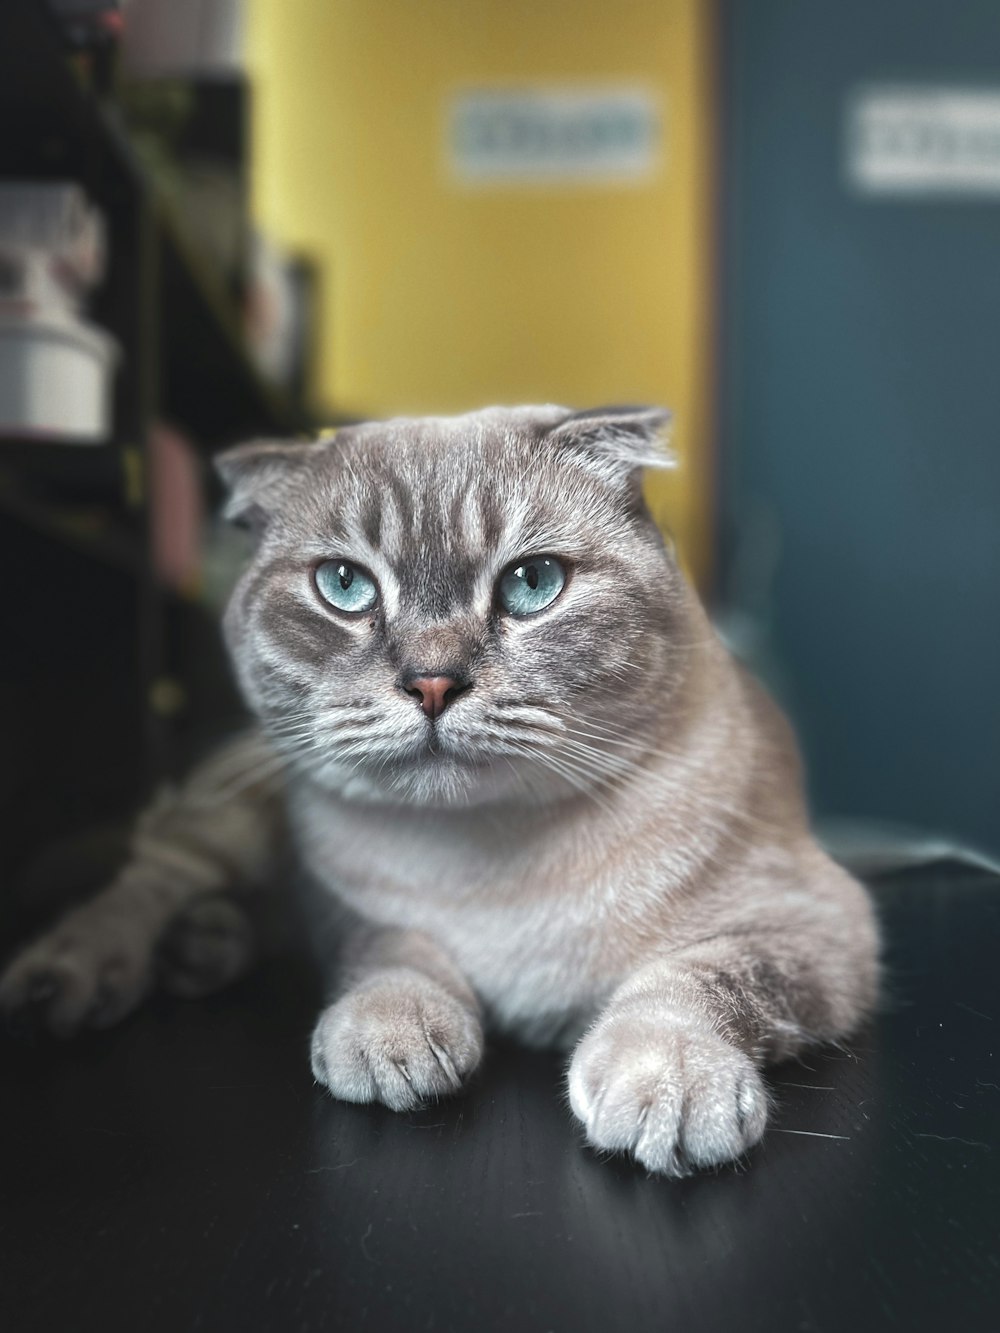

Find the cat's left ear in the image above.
[
  {"left": 214, "top": 437, "right": 332, "bottom": 532},
  {"left": 544, "top": 405, "right": 675, "bottom": 483}
]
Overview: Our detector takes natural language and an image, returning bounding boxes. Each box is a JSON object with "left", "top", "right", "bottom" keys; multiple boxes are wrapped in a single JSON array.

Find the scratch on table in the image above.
[
  {"left": 305, "top": 1158, "right": 362, "bottom": 1174},
  {"left": 772, "top": 1129, "right": 851, "bottom": 1140},
  {"left": 511, "top": 1211, "right": 543, "bottom": 1219},
  {"left": 775, "top": 1082, "right": 835, "bottom": 1091},
  {"left": 954, "top": 1001, "right": 993, "bottom": 1021},
  {"left": 360, "top": 1222, "right": 375, "bottom": 1262},
  {"left": 914, "top": 1133, "right": 992, "bottom": 1150}
]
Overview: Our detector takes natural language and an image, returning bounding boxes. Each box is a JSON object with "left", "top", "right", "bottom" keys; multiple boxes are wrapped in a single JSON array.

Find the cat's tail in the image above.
[{"left": 0, "top": 730, "right": 287, "bottom": 1037}]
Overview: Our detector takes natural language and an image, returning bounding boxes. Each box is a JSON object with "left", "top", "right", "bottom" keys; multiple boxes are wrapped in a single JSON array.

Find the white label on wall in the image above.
[
  {"left": 449, "top": 88, "right": 662, "bottom": 185},
  {"left": 847, "top": 86, "right": 1000, "bottom": 196}
]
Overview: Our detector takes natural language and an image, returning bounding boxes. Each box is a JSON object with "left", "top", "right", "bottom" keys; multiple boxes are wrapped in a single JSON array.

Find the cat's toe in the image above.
[
  {"left": 310, "top": 973, "right": 483, "bottom": 1112},
  {"left": 568, "top": 1010, "right": 769, "bottom": 1176},
  {"left": 157, "top": 895, "right": 255, "bottom": 998},
  {"left": 1, "top": 967, "right": 59, "bottom": 1038},
  {"left": 0, "top": 933, "right": 149, "bottom": 1038}
]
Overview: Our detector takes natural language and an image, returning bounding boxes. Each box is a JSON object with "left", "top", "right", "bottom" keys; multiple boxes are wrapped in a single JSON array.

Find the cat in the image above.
[{"left": 0, "top": 405, "right": 879, "bottom": 1177}]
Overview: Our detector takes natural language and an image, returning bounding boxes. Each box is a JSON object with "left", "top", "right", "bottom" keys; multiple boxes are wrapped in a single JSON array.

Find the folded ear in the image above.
[
  {"left": 543, "top": 405, "right": 675, "bottom": 483},
  {"left": 214, "top": 437, "right": 333, "bottom": 531}
]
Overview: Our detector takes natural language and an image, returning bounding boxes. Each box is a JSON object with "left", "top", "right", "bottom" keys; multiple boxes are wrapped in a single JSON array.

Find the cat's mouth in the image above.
[
  {"left": 416, "top": 737, "right": 493, "bottom": 770},
  {"left": 368, "top": 721, "right": 510, "bottom": 778},
  {"left": 348, "top": 732, "right": 514, "bottom": 808}
]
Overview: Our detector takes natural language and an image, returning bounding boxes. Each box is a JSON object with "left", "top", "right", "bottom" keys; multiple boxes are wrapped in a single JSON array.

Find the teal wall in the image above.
[{"left": 719, "top": 0, "right": 1000, "bottom": 853}]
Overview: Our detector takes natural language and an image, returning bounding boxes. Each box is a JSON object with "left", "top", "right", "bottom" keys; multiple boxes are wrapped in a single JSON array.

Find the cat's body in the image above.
[
  {"left": 291, "top": 633, "right": 833, "bottom": 1052},
  {"left": 1, "top": 406, "right": 878, "bottom": 1176}
]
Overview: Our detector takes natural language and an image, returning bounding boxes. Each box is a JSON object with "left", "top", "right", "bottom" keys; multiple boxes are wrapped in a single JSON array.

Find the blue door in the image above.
[{"left": 719, "top": 0, "right": 1000, "bottom": 853}]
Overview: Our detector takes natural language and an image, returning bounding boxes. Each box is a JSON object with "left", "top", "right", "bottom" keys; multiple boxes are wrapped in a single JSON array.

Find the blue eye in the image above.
[
  {"left": 497, "top": 556, "right": 566, "bottom": 617},
  {"left": 315, "top": 560, "right": 379, "bottom": 614}
]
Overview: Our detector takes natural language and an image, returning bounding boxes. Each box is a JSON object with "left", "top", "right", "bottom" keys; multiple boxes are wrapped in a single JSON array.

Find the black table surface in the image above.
[{"left": 2, "top": 862, "right": 998, "bottom": 1333}]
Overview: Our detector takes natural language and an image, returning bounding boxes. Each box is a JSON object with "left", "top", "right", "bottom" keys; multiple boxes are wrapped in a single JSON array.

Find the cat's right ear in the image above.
[
  {"left": 543, "top": 406, "right": 675, "bottom": 484},
  {"left": 214, "top": 437, "right": 329, "bottom": 535}
]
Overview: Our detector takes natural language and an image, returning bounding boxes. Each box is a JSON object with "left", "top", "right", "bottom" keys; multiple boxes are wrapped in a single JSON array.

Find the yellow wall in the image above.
[{"left": 246, "top": 0, "right": 715, "bottom": 585}]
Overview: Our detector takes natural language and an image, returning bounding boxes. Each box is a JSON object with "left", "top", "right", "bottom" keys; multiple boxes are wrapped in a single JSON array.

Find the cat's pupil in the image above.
[
  {"left": 524, "top": 565, "right": 539, "bottom": 590},
  {"left": 338, "top": 564, "right": 353, "bottom": 591}
]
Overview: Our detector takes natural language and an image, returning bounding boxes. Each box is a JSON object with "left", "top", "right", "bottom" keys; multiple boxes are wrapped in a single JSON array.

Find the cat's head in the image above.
[{"left": 217, "top": 405, "right": 693, "bottom": 807}]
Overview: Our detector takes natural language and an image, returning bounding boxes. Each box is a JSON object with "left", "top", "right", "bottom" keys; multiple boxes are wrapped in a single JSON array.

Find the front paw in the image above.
[
  {"left": 0, "top": 911, "right": 152, "bottom": 1037},
  {"left": 310, "top": 971, "right": 483, "bottom": 1112},
  {"left": 156, "top": 895, "right": 255, "bottom": 998},
  {"left": 568, "top": 1006, "right": 769, "bottom": 1177}
]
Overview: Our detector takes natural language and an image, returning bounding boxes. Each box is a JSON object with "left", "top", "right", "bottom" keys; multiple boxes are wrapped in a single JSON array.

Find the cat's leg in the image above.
[
  {"left": 0, "top": 732, "right": 285, "bottom": 1036},
  {"left": 567, "top": 853, "right": 878, "bottom": 1176},
  {"left": 310, "top": 922, "right": 484, "bottom": 1111}
]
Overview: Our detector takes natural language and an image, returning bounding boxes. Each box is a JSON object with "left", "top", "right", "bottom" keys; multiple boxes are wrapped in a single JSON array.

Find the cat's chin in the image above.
[
  {"left": 385, "top": 746, "right": 532, "bottom": 809},
  {"left": 305, "top": 746, "right": 538, "bottom": 810}
]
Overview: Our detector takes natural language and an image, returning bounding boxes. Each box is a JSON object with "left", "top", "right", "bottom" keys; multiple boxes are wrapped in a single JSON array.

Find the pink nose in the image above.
[{"left": 403, "top": 675, "right": 465, "bottom": 720}]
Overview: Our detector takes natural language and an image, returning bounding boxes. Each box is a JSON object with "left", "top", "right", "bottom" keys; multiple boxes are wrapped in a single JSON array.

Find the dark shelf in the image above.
[
  {"left": 0, "top": 0, "right": 310, "bottom": 449},
  {"left": 157, "top": 196, "right": 305, "bottom": 445},
  {"left": 0, "top": 0, "right": 338, "bottom": 818},
  {"left": 0, "top": 482, "right": 144, "bottom": 577}
]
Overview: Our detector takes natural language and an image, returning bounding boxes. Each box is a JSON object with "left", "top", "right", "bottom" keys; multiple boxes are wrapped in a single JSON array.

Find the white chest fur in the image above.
[{"left": 290, "top": 784, "right": 654, "bottom": 1043}]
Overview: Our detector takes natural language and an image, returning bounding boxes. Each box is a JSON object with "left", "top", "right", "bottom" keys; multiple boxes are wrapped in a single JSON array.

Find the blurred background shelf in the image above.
[
  {"left": 157, "top": 198, "right": 306, "bottom": 445},
  {"left": 0, "top": 480, "right": 145, "bottom": 577},
  {"left": 0, "top": 0, "right": 310, "bottom": 450},
  {"left": 0, "top": 0, "right": 319, "bottom": 883}
]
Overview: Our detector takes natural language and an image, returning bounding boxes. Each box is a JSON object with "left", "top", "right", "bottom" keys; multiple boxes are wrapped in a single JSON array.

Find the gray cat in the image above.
[{"left": 0, "top": 406, "right": 879, "bottom": 1177}]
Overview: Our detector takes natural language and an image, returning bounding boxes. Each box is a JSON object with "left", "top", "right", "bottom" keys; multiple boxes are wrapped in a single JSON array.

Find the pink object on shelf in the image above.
[
  {"left": 122, "top": 0, "right": 245, "bottom": 77},
  {"left": 149, "top": 421, "right": 204, "bottom": 596}
]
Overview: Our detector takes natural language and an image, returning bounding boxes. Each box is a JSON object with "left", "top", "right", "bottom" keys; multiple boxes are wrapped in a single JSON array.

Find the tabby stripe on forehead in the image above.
[
  {"left": 448, "top": 487, "right": 469, "bottom": 545},
  {"left": 478, "top": 489, "right": 504, "bottom": 549},
  {"left": 382, "top": 472, "right": 415, "bottom": 547},
  {"left": 444, "top": 485, "right": 486, "bottom": 550},
  {"left": 462, "top": 486, "right": 487, "bottom": 548},
  {"left": 358, "top": 488, "right": 383, "bottom": 548}
]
